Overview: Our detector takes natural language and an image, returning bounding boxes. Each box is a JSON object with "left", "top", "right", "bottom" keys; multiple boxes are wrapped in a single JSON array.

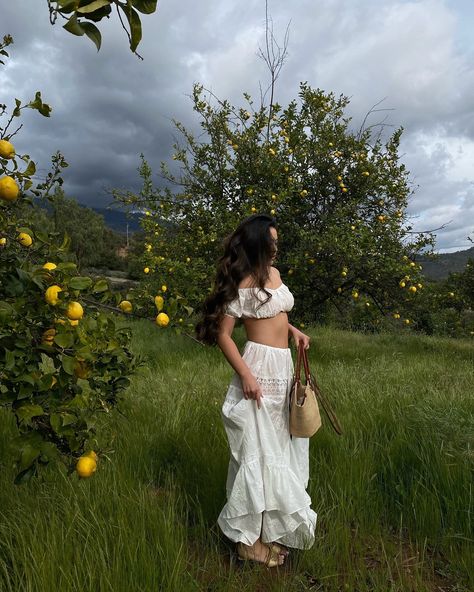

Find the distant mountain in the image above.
[
  {"left": 91, "top": 207, "right": 142, "bottom": 234},
  {"left": 418, "top": 246, "right": 474, "bottom": 281}
]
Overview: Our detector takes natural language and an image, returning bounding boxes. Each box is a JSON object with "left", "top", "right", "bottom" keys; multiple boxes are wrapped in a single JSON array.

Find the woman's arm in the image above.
[
  {"left": 288, "top": 322, "right": 311, "bottom": 349},
  {"left": 216, "top": 315, "right": 264, "bottom": 408}
]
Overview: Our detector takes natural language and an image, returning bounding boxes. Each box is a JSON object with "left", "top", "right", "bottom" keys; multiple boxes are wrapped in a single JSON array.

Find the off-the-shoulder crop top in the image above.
[{"left": 224, "top": 282, "right": 294, "bottom": 319}]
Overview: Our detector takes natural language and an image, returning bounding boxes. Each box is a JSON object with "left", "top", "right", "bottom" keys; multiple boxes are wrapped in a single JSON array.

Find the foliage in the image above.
[
  {"left": 42, "top": 188, "right": 127, "bottom": 271},
  {"left": 114, "top": 82, "right": 442, "bottom": 331},
  {"left": 47, "top": 0, "right": 158, "bottom": 56},
  {"left": 1, "top": 34, "right": 145, "bottom": 483}
]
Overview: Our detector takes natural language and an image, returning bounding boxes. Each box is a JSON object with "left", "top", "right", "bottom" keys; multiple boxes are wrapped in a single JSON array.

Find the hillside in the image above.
[{"left": 418, "top": 246, "right": 474, "bottom": 281}]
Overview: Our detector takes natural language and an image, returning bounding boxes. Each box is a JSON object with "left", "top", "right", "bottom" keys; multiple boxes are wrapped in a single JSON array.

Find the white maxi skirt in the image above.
[{"left": 217, "top": 340, "right": 317, "bottom": 549}]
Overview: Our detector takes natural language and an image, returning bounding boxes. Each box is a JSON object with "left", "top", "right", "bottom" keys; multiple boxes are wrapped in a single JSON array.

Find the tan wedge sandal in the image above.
[{"left": 236, "top": 542, "right": 285, "bottom": 568}]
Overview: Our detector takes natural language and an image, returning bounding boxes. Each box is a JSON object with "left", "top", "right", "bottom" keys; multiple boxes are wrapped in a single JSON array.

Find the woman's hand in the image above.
[
  {"left": 289, "top": 324, "right": 311, "bottom": 350},
  {"left": 240, "top": 371, "right": 263, "bottom": 409}
]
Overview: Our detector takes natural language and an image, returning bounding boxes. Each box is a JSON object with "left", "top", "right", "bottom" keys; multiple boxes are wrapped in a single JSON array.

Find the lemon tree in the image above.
[
  {"left": 114, "top": 82, "right": 437, "bottom": 332},
  {"left": 0, "top": 35, "right": 144, "bottom": 483},
  {"left": 47, "top": 0, "right": 158, "bottom": 56}
]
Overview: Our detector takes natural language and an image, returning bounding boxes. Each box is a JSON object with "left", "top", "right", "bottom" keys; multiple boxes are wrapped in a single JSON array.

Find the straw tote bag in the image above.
[{"left": 289, "top": 342, "right": 322, "bottom": 437}]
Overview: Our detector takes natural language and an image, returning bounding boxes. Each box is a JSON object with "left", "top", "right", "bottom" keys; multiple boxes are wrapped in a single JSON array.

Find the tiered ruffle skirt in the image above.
[{"left": 218, "top": 340, "right": 317, "bottom": 549}]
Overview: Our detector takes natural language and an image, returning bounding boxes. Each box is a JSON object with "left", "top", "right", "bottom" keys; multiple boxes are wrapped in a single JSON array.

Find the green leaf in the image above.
[
  {"left": 39, "top": 353, "right": 56, "bottom": 374},
  {"left": 130, "top": 0, "right": 157, "bottom": 14},
  {"left": 14, "top": 465, "right": 37, "bottom": 485},
  {"left": 69, "top": 276, "right": 93, "bottom": 290},
  {"left": 92, "top": 279, "right": 109, "bottom": 293},
  {"left": 63, "top": 14, "right": 85, "bottom": 36},
  {"left": 24, "top": 160, "right": 36, "bottom": 176},
  {"left": 61, "top": 355, "right": 76, "bottom": 375},
  {"left": 120, "top": 4, "right": 142, "bottom": 52},
  {"left": 77, "top": 0, "right": 111, "bottom": 13},
  {"left": 0, "top": 301, "right": 14, "bottom": 324},
  {"left": 81, "top": 22, "right": 102, "bottom": 51},
  {"left": 13, "top": 98, "right": 21, "bottom": 117},
  {"left": 54, "top": 333, "right": 74, "bottom": 349},
  {"left": 27, "top": 92, "right": 52, "bottom": 117},
  {"left": 16, "top": 404, "right": 44, "bottom": 424}
]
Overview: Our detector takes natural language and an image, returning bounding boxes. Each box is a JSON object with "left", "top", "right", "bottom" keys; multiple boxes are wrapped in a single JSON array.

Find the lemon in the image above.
[
  {"left": 45, "top": 285, "right": 62, "bottom": 306},
  {"left": 156, "top": 312, "right": 170, "bottom": 327},
  {"left": 67, "top": 301, "right": 84, "bottom": 320},
  {"left": 0, "top": 176, "right": 19, "bottom": 202},
  {"left": 0, "top": 237, "right": 6, "bottom": 246},
  {"left": 43, "top": 262, "right": 57, "bottom": 270},
  {"left": 76, "top": 456, "right": 97, "bottom": 478},
  {"left": 300, "top": 190, "right": 308, "bottom": 197},
  {"left": 17, "top": 232, "right": 32, "bottom": 247},
  {"left": 154, "top": 295, "right": 164, "bottom": 311},
  {"left": 118, "top": 300, "right": 132, "bottom": 313},
  {"left": 85, "top": 450, "right": 99, "bottom": 462},
  {"left": 161, "top": 285, "right": 167, "bottom": 292},
  {"left": 0, "top": 139, "right": 15, "bottom": 159},
  {"left": 144, "top": 267, "right": 150, "bottom": 274}
]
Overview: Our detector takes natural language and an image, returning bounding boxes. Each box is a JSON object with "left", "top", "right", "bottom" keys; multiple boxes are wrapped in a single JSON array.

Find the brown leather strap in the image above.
[{"left": 294, "top": 340, "right": 303, "bottom": 384}]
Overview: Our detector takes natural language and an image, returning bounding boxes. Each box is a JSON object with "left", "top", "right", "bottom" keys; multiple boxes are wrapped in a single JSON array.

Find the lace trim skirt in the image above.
[{"left": 217, "top": 340, "right": 317, "bottom": 549}]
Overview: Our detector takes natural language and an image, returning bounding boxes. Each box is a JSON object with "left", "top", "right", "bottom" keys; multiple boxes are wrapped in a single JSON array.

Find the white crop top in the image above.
[{"left": 224, "top": 282, "right": 294, "bottom": 319}]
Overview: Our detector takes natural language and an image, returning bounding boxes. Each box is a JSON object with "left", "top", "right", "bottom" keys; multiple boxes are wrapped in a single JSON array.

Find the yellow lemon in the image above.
[
  {"left": 76, "top": 456, "right": 97, "bottom": 478},
  {"left": 45, "top": 285, "right": 62, "bottom": 306},
  {"left": 352, "top": 292, "right": 359, "bottom": 299},
  {"left": 0, "top": 139, "right": 15, "bottom": 159},
  {"left": 156, "top": 312, "right": 170, "bottom": 327},
  {"left": 0, "top": 237, "right": 6, "bottom": 246},
  {"left": 67, "top": 301, "right": 84, "bottom": 320},
  {"left": 362, "top": 171, "right": 370, "bottom": 176},
  {"left": 144, "top": 267, "right": 150, "bottom": 274},
  {"left": 405, "top": 319, "right": 410, "bottom": 324},
  {"left": 270, "top": 209, "right": 276, "bottom": 215},
  {"left": 337, "top": 287, "right": 342, "bottom": 293},
  {"left": 341, "top": 271, "right": 347, "bottom": 277},
  {"left": 409, "top": 262, "right": 416, "bottom": 267},
  {"left": 118, "top": 300, "right": 132, "bottom": 313},
  {"left": 342, "top": 187, "right": 348, "bottom": 193},
  {"left": 399, "top": 281, "right": 406, "bottom": 288},
  {"left": 17, "top": 232, "right": 32, "bottom": 247},
  {"left": 0, "top": 176, "right": 19, "bottom": 202},
  {"left": 154, "top": 295, "right": 164, "bottom": 311},
  {"left": 161, "top": 285, "right": 167, "bottom": 292},
  {"left": 300, "top": 189, "right": 308, "bottom": 197},
  {"left": 43, "top": 262, "right": 57, "bottom": 271},
  {"left": 449, "top": 292, "right": 455, "bottom": 297},
  {"left": 409, "top": 286, "right": 417, "bottom": 293}
]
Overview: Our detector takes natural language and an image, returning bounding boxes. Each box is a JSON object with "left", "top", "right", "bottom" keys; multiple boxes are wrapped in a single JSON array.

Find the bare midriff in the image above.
[{"left": 242, "top": 311, "right": 289, "bottom": 349}]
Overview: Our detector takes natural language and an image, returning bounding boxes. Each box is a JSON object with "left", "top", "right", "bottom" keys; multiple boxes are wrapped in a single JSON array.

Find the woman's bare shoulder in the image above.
[
  {"left": 238, "top": 275, "right": 255, "bottom": 289},
  {"left": 271, "top": 266, "right": 281, "bottom": 279}
]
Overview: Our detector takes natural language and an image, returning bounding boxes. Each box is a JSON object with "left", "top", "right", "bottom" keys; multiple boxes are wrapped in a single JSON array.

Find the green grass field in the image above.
[{"left": 1, "top": 321, "right": 473, "bottom": 591}]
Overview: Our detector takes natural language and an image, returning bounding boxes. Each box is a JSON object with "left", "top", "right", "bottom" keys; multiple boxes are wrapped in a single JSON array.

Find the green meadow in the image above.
[{"left": 1, "top": 321, "right": 473, "bottom": 591}]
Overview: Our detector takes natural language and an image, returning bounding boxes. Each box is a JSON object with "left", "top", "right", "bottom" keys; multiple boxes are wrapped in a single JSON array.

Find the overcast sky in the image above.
[{"left": 2, "top": 0, "right": 474, "bottom": 253}]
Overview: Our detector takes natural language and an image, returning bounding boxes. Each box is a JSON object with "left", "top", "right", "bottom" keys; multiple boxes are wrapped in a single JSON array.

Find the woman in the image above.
[{"left": 195, "top": 214, "right": 317, "bottom": 567}]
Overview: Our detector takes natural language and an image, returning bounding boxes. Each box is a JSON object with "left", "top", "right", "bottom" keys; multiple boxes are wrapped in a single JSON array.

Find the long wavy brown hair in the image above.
[{"left": 195, "top": 214, "right": 277, "bottom": 346}]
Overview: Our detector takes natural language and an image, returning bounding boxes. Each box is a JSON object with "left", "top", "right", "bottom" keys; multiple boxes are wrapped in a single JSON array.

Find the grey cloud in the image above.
[{"left": 1, "top": 0, "right": 473, "bottom": 252}]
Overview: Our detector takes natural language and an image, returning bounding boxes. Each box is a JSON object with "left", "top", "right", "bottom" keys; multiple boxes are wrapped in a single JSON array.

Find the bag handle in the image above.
[{"left": 296, "top": 341, "right": 311, "bottom": 384}]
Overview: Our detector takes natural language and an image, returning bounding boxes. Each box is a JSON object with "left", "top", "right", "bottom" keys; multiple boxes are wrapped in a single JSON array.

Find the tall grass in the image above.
[{"left": 0, "top": 321, "right": 473, "bottom": 591}]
